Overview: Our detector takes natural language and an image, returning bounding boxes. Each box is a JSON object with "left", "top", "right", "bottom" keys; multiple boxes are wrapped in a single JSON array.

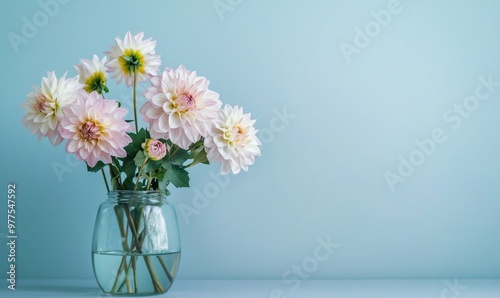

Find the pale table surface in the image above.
[{"left": 1, "top": 279, "right": 500, "bottom": 298}]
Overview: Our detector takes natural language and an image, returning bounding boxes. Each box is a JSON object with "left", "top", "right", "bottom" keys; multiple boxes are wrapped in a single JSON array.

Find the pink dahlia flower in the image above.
[
  {"left": 58, "top": 91, "right": 132, "bottom": 167},
  {"left": 140, "top": 65, "right": 222, "bottom": 149}
]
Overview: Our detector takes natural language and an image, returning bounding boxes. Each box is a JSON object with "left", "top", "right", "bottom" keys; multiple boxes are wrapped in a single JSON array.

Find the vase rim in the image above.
[
  {"left": 109, "top": 190, "right": 162, "bottom": 194},
  {"left": 107, "top": 190, "right": 165, "bottom": 203}
]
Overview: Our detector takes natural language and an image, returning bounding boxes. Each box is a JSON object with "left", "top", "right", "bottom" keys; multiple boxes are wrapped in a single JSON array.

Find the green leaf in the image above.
[
  {"left": 123, "top": 128, "right": 150, "bottom": 162},
  {"left": 145, "top": 159, "right": 164, "bottom": 172},
  {"left": 122, "top": 159, "right": 137, "bottom": 178},
  {"left": 134, "top": 150, "right": 146, "bottom": 167},
  {"left": 134, "top": 181, "right": 144, "bottom": 191},
  {"left": 163, "top": 162, "right": 190, "bottom": 188},
  {"left": 189, "top": 146, "right": 209, "bottom": 166},
  {"left": 87, "top": 160, "right": 106, "bottom": 173},
  {"left": 122, "top": 178, "right": 135, "bottom": 190},
  {"left": 170, "top": 146, "right": 189, "bottom": 166},
  {"left": 121, "top": 159, "right": 137, "bottom": 190},
  {"left": 110, "top": 158, "right": 123, "bottom": 190},
  {"left": 158, "top": 178, "right": 169, "bottom": 194},
  {"left": 118, "top": 129, "right": 151, "bottom": 190}
]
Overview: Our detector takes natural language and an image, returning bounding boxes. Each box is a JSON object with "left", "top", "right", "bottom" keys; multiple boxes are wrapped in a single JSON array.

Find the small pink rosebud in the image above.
[{"left": 142, "top": 139, "right": 167, "bottom": 161}]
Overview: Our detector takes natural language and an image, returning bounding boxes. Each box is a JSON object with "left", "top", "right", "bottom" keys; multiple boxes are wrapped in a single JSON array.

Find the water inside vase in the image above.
[{"left": 92, "top": 251, "right": 181, "bottom": 294}]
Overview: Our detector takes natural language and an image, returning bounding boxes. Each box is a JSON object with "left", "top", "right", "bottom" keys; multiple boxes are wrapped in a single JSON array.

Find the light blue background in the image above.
[{"left": 1, "top": 0, "right": 500, "bottom": 281}]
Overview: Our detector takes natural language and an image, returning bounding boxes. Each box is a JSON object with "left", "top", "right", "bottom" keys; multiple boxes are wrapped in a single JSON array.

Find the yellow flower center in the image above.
[
  {"left": 170, "top": 93, "right": 196, "bottom": 114},
  {"left": 119, "top": 49, "right": 145, "bottom": 76},
  {"left": 84, "top": 71, "right": 107, "bottom": 93},
  {"left": 224, "top": 125, "right": 246, "bottom": 148}
]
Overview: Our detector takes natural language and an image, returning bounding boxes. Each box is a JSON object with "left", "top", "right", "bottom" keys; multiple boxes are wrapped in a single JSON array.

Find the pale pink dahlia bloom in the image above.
[
  {"left": 204, "top": 105, "right": 261, "bottom": 175},
  {"left": 21, "top": 71, "right": 82, "bottom": 146},
  {"left": 58, "top": 91, "right": 133, "bottom": 167},
  {"left": 140, "top": 65, "right": 222, "bottom": 149},
  {"left": 105, "top": 32, "right": 161, "bottom": 87}
]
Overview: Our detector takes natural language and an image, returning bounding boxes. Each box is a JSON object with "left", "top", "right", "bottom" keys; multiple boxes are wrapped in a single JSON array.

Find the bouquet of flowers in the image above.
[
  {"left": 21, "top": 32, "right": 261, "bottom": 294},
  {"left": 21, "top": 31, "right": 261, "bottom": 193}
]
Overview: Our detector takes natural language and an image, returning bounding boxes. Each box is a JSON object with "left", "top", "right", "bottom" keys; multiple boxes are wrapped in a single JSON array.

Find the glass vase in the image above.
[{"left": 92, "top": 190, "right": 181, "bottom": 295}]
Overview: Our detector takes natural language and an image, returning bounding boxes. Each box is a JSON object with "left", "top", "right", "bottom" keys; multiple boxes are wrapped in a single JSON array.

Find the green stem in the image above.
[
  {"left": 144, "top": 256, "right": 165, "bottom": 292},
  {"left": 133, "top": 207, "right": 165, "bottom": 293},
  {"left": 111, "top": 206, "right": 132, "bottom": 293},
  {"left": 132, "top": 256, "right": 138, "bottom": 293},
  {"left": 158, "top": 256, "right": 174, "bottom": 283},
  {"left": 124, "top": 204, "right": 142, "bottom": 253},
  {"left": 114, "top": 207, "right": 130, "bottom": 251},
  {"left": 169, "top": 146, "right": 179, "bottom": 159},
  {"left": 110, "top": 256, "right": 127, "bottom": 293},
  {"left": 101, "top": 168, "right": 110, "bottom": 193},
  {"left": 116, "top": 259, "right": 133, "bottom": 293},
  {"left": 133, "top": 70, "right": 138, "bottom": 134},
  {"left": 114, "top": 201, "right": 167, "bottom": 294},
  {"left": 110, "top": 160, "right": 123, "bottom": 190},
  {"left": 146, "top": 177, "right": 153, "bottom": 190},
  {"left": 183, "top": 160, "right": 198, "bottom": 169},
  {"left": 125, "top": 270, "right": 132, "bottom": 293},
  {"left": 134, "top": 157, "right": 148, "bottom": 191}
]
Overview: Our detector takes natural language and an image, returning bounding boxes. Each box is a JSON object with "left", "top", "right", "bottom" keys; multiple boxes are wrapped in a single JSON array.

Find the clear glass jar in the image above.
[{"left": 92, "top": 191, "right": 181, "bottom": 295}]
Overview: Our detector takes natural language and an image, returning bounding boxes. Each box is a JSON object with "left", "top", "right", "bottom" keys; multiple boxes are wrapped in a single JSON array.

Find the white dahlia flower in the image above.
[
  {"left": 74, "top": 55, "right": 108, "bottom": 94},
  {"left": 105, "top": 32, "right": 161, "bottom": 87},
  {"left": 21, "top": 71, "right": 82, "bottom": 146},
  {"left": 204, "top": 105, "right": 261, "bottom": 175}
]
